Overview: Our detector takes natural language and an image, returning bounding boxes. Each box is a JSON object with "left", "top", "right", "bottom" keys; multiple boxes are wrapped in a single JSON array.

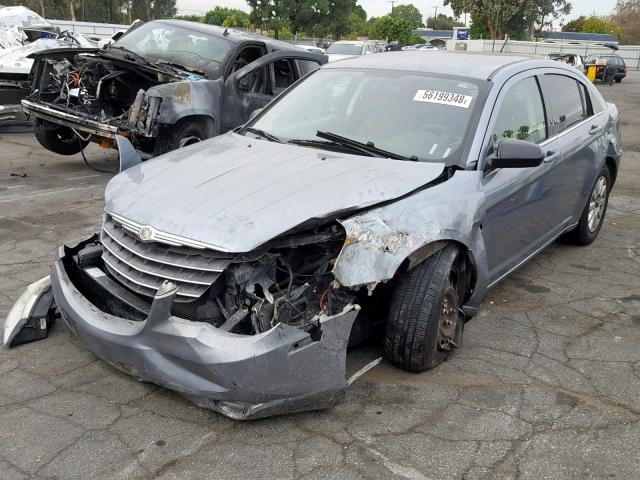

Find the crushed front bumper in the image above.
[
  {"left": 49, "top": 238, "right": 362, "bottom": 420},
  {"left": 21, "top": 99, "right": 119, "bottom": 138}
]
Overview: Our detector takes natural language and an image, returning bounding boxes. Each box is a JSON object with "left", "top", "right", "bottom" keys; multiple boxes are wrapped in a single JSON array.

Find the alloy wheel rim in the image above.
[
  {"left": 587, "top": 176, "right": 607, "bottom": 233},
  {"left": 438, "top": 286, "right": 458, "bottom": 350},
  {"left": 179, "top": 135, "right": 201, "bottom": 148}
]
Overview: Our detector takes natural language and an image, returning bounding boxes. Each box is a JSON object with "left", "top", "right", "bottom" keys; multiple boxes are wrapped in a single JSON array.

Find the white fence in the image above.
[
  {"left": 478, "top": 39, "right": 640, "bottom": 70},
  {"left": 48, "top": 19, "right": 129, "bottom": 37}
]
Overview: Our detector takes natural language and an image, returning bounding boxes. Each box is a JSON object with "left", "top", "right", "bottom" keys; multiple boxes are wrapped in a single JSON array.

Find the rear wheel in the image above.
[
  {"left": 153, "top": 119, "right": 212, "bottom": 157},
  {"left": 568, "top": 166, "right": 611, "bottom": 245},
  {"left": 615, "top": 76, "right": 623, "bottom": 83},
  {"left": 384, "top": 245, "right": 465, "bottom": 373},
  {"left": 34, "top": 119, "right": 88, "bottom": 155}
]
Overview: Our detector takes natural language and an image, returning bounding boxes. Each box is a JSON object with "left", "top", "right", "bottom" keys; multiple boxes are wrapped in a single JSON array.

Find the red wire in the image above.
[{"left": 319, "top": 288, "right": 329, "bottom": 311}]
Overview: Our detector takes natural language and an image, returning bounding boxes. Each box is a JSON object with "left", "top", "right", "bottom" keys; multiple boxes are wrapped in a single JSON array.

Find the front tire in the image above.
[
  {"left": 34, "top": 119, "right": 88, "bottom": 156},
  {"left": 384, "top": 245, "right": 465, "bottom": 373},
  {"left": 153, "top": 119, "right": 212, "bottom": 157},
  {"left": 569, "top": 166, "right": 611, "bottom": 245}
]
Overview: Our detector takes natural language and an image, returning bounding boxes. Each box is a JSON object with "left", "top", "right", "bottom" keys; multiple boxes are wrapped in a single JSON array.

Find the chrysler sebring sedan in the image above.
[{"left": 5, "top": 52, "right": 621, "bottom": 419}]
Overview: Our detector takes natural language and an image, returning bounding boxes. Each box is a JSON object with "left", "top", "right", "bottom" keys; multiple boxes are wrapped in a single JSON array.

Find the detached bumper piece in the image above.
[
  {"left": 3, "top": 276, "right": 57, "bottom": 347},
  {"left": 44, "top": 237, "right": 362, "bottom": 420}
]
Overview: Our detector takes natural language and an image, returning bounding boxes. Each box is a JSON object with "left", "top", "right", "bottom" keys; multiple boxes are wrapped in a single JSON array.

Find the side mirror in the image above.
[
  {"left": 486, "top": 138, "right": 545, "bottom": 169},
  {"left": 249, "top": 108, "right": 263, "bottom": 120}
]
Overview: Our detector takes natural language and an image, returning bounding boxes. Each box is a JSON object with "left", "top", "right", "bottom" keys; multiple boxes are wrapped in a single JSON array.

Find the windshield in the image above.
[
  {"left": 325, "top": 43, "right": 363, "bottom": 55},
  {"left": 249, "top": 69, "right": 483, "bottom": 164},
  {"left": 112, "top": 22, "right": 233, "bottom": 77}
]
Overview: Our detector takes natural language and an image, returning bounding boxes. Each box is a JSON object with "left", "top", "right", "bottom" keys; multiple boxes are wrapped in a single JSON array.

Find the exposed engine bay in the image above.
[
  {"left": 26, "top": 51, "right": 186, "bottom": 142},
  {"left": 64, "top": 221, "right": 367, "bottom": 339}
]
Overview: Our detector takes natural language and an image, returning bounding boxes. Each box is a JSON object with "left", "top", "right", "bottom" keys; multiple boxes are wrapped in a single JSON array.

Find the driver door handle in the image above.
[
  {"left": 589, "top": 125, "right": 603, "bottom": 135},
  {"left": 543, "top": 150, "right": 559, "bottom": 164}
]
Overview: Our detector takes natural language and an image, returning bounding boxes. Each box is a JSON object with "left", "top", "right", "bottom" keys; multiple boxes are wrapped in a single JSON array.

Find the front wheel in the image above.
[
  {"left": 153, "top": 119, "right": 212, "bottom": 157},
  {"left": 34, "top": 119, "right": 88, "bottom": 155},
  {"left": 384, "top": 245, "right": 465, "bottom": 373},
  {"left": 568, "top": 166, "right": 611, "bottom": 245}
]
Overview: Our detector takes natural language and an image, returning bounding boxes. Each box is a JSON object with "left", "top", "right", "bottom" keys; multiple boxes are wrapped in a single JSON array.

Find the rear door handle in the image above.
[{"left": 589, "top": 125, "right": 603, "bottom": 135}]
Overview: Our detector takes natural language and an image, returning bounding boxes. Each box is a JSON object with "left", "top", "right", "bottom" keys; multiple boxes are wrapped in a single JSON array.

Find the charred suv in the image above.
[
  {"left": 5, "top": 53, "right": 621, "bottom": 419},
  {"left": 21, "top": 20, "right": 326, "bottom": 156}
]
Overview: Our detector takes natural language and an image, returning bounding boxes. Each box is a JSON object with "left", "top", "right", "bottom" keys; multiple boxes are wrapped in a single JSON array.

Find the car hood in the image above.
[
  {"left": 327, "top": 53, "right": 358, "bottom": 62},
  {"left": 105, "top": 133, "right": 445, "bottom": 253}
]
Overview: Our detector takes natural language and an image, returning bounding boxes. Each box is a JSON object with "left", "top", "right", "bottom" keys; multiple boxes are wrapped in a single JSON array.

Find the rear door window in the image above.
[{"left": 539, "top": 74, "right": 587, "bottom": 134}]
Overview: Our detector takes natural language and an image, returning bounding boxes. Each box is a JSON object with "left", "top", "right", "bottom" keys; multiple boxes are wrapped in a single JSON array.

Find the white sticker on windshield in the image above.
[{"left": 413, "top": 90, "right": 473, "bottom": 108}]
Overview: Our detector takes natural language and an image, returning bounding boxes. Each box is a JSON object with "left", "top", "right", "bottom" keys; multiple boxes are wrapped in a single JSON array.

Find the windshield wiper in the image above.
[
  {"left": 314, "top": 130, "right": 414, "bottom": 161},
  {"left": 105, "top": 45, "right": 148, "bottom": 63},
  {"left": 153, "top": 60, "right": 205, "bottom": 76},
  {"left": 244, "top": 127, "right": 282, "bottom": 143}
]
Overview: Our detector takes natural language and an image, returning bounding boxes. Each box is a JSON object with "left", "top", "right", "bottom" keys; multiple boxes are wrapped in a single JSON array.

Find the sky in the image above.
[{"left": 176, "top": 0, "right": 619, "bottom": 25}]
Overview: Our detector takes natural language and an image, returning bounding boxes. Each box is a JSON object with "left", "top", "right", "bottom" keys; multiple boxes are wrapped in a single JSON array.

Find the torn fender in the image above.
[
  {"left": 333, "top": 171, "right": 490, "bottom": 311},
  {"left": 146, "top": 79, "right": 223, "bottom": 129}
]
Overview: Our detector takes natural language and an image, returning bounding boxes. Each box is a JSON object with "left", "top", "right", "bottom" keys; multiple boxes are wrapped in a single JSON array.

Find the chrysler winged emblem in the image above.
[{"left": 138, "top": 226, "right": 154, "bottom": 241}]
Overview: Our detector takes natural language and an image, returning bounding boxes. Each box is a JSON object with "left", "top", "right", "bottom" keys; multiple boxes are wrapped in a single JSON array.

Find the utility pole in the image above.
[
  {"left": 433, "top": 6, "right": 438, "bottom": 19},
  {"left": 388, "top": 0, "right": 396, "bottom": 13}
]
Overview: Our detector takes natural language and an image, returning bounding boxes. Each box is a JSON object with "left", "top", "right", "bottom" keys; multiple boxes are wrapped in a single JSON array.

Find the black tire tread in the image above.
[
  {"left": 384, "top": 246, "right": 459, "bottom": 372},
  {"left": 153, "top": 119, "right": 211, "bottom": 157},
  {"left": 34, "top": 119, "right": 87, "bottom": 156}
]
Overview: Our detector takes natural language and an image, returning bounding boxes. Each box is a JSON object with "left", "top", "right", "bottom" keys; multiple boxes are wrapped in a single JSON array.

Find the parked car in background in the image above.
[
  {"left": 299, "top": 44, "right": 324, "bottom": 55},
  {"left": 415, "top": 44, "right": 438, "bottom": 50},
  {"left": 6, "top": 51, "right": 620, "bottom": 420},
  {"left": 585, "top": 54, "right": 627, "bottom": 83},
  {"left": 545, "top": 53, "right": 585, "bottom": 72},
  {"left": 20, "top": 20, "right": 326, "bottom": 156},
  {"left": 324, "top": 40, "right": 378, "bottom": 62}
]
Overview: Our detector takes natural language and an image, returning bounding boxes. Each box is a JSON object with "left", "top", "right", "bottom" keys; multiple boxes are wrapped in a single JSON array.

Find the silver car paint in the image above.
[
  {"left": 105, "top": 132, "right": 446, "bottom": 253},
  {"left": 8, "top": 55, "right": 621, "bottom": 419}
]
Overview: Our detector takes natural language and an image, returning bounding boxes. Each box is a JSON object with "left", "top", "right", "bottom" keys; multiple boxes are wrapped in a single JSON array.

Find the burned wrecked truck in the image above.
[{"left": 21, "top": 20, "right": 325, "bottom": 156}]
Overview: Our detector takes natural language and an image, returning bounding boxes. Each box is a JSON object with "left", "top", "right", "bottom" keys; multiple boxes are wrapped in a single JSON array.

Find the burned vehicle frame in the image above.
[
  {"left": 5, "top": 52, "right": 621, "bottom": 419},
  {"left": 20, "top": 20, "right": 326, "bottom": 156}
]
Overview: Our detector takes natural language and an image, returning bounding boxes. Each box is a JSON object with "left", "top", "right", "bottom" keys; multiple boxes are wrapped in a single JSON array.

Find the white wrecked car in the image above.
[{"left": 0, "top": 6, "right": 91, "bottom": 126}]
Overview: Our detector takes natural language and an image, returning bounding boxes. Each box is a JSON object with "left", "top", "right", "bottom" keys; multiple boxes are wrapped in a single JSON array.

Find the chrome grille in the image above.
[{"left": 101, "top": 214, "right": 234, "bottom": 302}]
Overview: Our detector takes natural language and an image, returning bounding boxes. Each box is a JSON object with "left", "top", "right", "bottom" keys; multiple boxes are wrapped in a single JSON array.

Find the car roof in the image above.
[
  {"left": 323, "top": 51, "right": 532, "bottom": 80},
  {"left": 332, "top": 40, "right": 366, "bottom": 45},
  {"left": 154, "top": 20, "right": 305, "bottom": 50}
]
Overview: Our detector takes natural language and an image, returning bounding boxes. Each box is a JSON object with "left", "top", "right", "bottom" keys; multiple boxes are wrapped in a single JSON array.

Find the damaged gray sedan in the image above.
[{"left": 5, "top": 52, "right": 621, "bottom": 419}]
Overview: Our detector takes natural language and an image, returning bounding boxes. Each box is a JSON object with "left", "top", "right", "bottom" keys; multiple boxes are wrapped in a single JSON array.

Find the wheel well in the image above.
[
  {"left": 401, "top": 240, "right": 478, "bottom": 304},
  {"left": 170, "top": 115, "right": 216, "bottom": 137},
  {"left": 605, "top": 157, "right": 618, "bottom": 186}
]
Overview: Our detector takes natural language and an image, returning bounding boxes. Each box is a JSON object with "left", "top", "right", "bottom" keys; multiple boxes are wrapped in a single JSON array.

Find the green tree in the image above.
[
  {"left": 562, "top": 15, "right": 585, "bottom": 32},
  {"left": 563, "top": 15, "right": 620, "bottom": 36},
  {"left": 426, "top": 13, "right": 464, "bottom": 30},
  {"left": 613, "top": 0, "right": 640, "bottom": 44},
  {"left": 445, "top": 0, "right": 525, "bottom": 39},
  {"left": 247, "top": 0, "right": 287, "bottom": 38},
  {"left": 202, "top": 7, "right": 251, "bottom": 26},
  {"left": 390, "top": 3, "right": 423, "bottom": 29},
  {"left": 370, "top": 15, "right": 413, "bottom": 44},
  {"left": 582, "top": 15, "right": 621, "bottom": 35},
  {"left": 521, "top": 0, "right": 572, "bottom": 40}
]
